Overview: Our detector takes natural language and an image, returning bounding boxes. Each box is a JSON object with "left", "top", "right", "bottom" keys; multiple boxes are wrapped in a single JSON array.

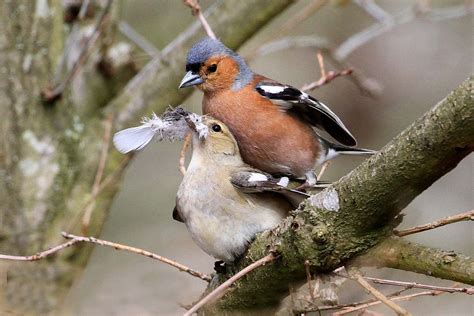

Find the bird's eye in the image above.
[
  {"left": 208, "top": 64, "right": 217, "bottom": 73},
  {"left": 211, "top": 124, "right": 221, "bottom": 132}
]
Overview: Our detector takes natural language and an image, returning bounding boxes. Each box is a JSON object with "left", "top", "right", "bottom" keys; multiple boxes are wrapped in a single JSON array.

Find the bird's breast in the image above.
[
  {"left": 176, "top": 166, "right": 287, "bottom": 262},
  {"left": 203, "top": 88, "right": 321, "bottom": 177}
]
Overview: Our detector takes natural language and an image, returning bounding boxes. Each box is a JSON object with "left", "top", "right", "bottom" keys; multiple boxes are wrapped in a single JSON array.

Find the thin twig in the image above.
[
  {"left": 0, "top": 239, "right": 81, "bottom": 261},
  {"left": 246, "top": 0, "right": 328, "bottom": 60},
  {"left": 0, "top": 232, "right": 211, "bottom": 282},
  {"left": 42, "top": 0, "right": 113, "bottom": 102},
  {"left": 365, "top": 277, "right": 474, "bottom": 295},
  {"left": 68, "top": 153, "right": 134, "bottom": 232},
  {"left": 62, "top": 232, "right": 211, "bottom": 281},
  {"left": 394, "top": 209, "right": 474, "bottom": 237},
  {"left": 316, "top": 161, "right": 331, "bottom": 181},
  {"left": 335, "top": 3, "right": 473, "bottom": 60},
  {"left": 183, "top": 0, "right": 217, "bottom": 39},
  {"left": 82, "top": 114, "right": 114, "bottom": 234},
  {"left": 301, "top": 51, "right": 353, "bottom": 92},
  {"left": 118, "top": 21, "right": 159, "bottom": 58},
  {"left": 292, "top": 287, "right": 411, "bottom": 314},
  {"left": 317, "top": 51, "right": 326, "bottom": 78},
  {"left": 354, "top": 0, "right": 394, "bottom": 24},
  {"left": 54, "top": 0, "right": 91, "bottom": 82},
  {"left": 351, "top": 271, "right": 411, "bottom": 316},
  {"left": 333, "top": 289, "right": 446, "bottom": 315},
  {"left": 184, "top": 253, "right": 276, "bottom": 315},
  {"left": 304, "top": 260, "right": 316, "bottom": 302},
  {"left": 179, "top": 132, "right": 192, "bottom": 176}
]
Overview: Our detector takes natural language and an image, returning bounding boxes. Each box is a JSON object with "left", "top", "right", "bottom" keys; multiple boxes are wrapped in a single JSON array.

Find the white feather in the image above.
[
  {"left": 277, "top": 177, "right": 289, "bottom": 187},
  {"left": 248, "top": 173, "right": 268, "bottom": 182},
  {"left": 113, "top": 125, "right": 156, "bottom": 154},
  {"left": 260, "top": 85, "right": 286, "bottom": 94},
  {"left": 112, "top": 108, "right": 191, "bottom": 154}
]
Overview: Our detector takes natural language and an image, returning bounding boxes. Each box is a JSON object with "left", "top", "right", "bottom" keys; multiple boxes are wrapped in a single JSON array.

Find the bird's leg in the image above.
[
  {"left": 214, "top": 260, "right": 226, "bottom": 274},
  {"left": 295, "top": 170, "right": 317, "bottom": 191}
]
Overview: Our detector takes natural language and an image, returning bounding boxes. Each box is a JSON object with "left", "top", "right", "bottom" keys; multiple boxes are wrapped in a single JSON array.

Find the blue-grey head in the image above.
[{"left": 179, "top": 37, "right": 253, "bottom": 91}]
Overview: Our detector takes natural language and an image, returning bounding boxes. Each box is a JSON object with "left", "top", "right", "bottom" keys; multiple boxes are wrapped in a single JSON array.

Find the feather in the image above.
[
  {"left": 113, "top": 125, "right": 156, "bottom": 154},
  {"left": 112, "top": 107, "right": 192, "bottom": 154},
  {"left": 255, "top": 82, "right": 357, "bottom": 146}
]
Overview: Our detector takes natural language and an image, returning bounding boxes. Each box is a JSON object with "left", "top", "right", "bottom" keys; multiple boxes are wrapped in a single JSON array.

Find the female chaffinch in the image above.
[
  {"left": 113, "top": 109, "right": 312, "bottom": 262},
  {"left": 180, "top": 37, "right": 374, "bottom": 185},
  {"left": 174, "top": 115, "right": 309, "bottom": 263}
]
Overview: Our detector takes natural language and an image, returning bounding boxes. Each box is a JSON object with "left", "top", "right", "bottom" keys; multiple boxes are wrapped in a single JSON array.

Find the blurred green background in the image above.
[{"left": 63, "top": 0, "right": 472, "bottom": 315}]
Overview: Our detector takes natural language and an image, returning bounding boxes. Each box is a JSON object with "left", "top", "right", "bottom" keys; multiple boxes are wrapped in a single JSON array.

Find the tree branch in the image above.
[
  {"left": 359, "top": 237, "right": 474, "bottom": 285},
  {"left": 202, "top": 77, "right": 473, "bottom": 311},
  {"left": 350, "top": 270, "right": 411, "bottom": 316},
  {"left": 364, "top": 277, "right": 474, "bottom": 295},
  {"left": 394, "top": 209, "right": 474, "bottom": 237}
]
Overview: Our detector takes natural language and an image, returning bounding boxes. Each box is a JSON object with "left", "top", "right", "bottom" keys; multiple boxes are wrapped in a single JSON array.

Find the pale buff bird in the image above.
[{"left": 174, "top": 115, "right": 309, "bottom": 263}]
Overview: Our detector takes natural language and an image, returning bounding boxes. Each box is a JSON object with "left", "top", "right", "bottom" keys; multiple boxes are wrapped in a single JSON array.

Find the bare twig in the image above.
[
  {"left": 82, "top": 114, "right": 114, "bottom": 234},
  {"left": 333, "top": 289, "right": 446, "bottom": 315},
  {"left": 304, "top": 260, "right": 316, "bottom": 302},
  {"left": 292, "top": 287, "right": 411, "bottom": 314},
  {"left": 118, "top": 21, "right": 159, "bottom": 58},
  {"left": 0, "top": 232, "right": 211, "bottom": 282},
  {"left": 301, "top": 51, "right": 354, "bottom": 92},
  {"left": 61, "top": 232, "right": 211, "bottom": 282},
  {"left": 179, "top": 132, "right": 192, "bottom": 176},
  {"left": 394, "top": 209, "right": 474, "bottom": 237},
  {"left": 351, "top": 271, "right": 411, "bottom": 316},
  {"left": 0, "top": 239, "right": 81, "bottom": 261},
  {"left": 365, "top": 277, "right": 474, "bottom": 295},
  {"left": 246, "top": 0, "right": 329, "bottom": 59},
  {"left": 54, "top": 0, "right": 92, "bottom": 82},
  {"left": 42, "top": 0, "right": 113, "bottom": 102},
  {"left": 68, "top": 153, "right": 134, "bottom": 233},
  {"left": 316, "top": 161, "right": 331, "bottom": 181},
  {"left": 249, "top": 36, "right": 380, "bottom": 97},
  {"left": 354, "top": 0, "right": 394, "bottom": 24},
  {"left": 184, "top": 253, "right": 276, "bottom": 315},
  {"left": 317, "top": 51, "right": 326, "bottom": 78},
  {"left": 336, "top": 3, "right": 473, "bottom": 60},
  {"left": 183, "top": 0, "right": 216, "bottom": 39}
]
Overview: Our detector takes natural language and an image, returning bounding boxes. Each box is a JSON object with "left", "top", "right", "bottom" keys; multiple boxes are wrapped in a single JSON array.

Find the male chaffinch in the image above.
[
  {"left": 174, "top": 115, "right": 309, "bottom": 263},
  {"left": 180, "top": 37, "right": 374, "bottom": 185}
]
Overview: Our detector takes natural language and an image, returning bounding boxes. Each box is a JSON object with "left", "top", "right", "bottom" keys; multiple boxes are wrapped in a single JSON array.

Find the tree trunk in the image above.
[{"left": 0, "top": 0, "right": 295, "bottom": 314}]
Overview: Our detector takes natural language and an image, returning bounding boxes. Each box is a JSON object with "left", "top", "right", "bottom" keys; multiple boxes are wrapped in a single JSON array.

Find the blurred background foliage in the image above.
[{"left": 63, "top": 0, "right": 472, "bottom": 315}]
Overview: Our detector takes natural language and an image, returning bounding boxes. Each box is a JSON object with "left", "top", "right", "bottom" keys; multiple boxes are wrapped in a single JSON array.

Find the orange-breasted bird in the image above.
[{"left": 179, "top": 37, "right": 374, "bottom": 185}]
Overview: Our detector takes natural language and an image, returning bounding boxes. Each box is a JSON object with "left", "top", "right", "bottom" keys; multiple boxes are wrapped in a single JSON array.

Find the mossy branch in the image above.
[
  {"left": 358, "top": 237, "right": 474, "bottom": 285},
  {"left": 204, "top": 76, "right": 474, "bottom": 311}
]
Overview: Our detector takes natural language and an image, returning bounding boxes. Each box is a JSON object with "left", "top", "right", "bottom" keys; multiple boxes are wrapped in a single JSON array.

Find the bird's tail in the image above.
[{"left": 320, "top": 136, "right": 376, "bottom": 159}]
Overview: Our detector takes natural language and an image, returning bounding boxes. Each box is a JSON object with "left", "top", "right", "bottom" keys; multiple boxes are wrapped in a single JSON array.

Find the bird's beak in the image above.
[{"left": 179, "top": 71, "right": 204, "bottom": 88}]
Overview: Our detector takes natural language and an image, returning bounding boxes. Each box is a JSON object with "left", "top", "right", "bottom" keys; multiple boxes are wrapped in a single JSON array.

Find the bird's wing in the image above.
[
  {"left": 230, "top": 167, "right": 309, "bottom": 206},
  {"left": 255, "top": 80, "right": 357, "bottom": 146}
]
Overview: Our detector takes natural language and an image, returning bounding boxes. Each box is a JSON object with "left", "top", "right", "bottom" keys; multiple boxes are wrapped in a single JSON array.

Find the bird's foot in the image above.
[{"left": 296, "top": 171, "right": 331, "bottom": 191}]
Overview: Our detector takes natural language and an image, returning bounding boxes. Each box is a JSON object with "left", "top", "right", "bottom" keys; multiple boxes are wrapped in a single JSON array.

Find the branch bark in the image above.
[
  {"left": 202, "top": 76, "right": 473, "bottom": 311},
  {"left": 359, "top": 237, "right": 474, "bottom": 285}
]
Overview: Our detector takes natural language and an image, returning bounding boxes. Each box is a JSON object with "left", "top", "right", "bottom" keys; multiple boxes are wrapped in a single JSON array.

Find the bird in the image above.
[
  {"left": 174, "top": 114, "right": 309, "bottom": 263},
  {"left": 179, "top": 37, "right": 374, "bottom": 185}
]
